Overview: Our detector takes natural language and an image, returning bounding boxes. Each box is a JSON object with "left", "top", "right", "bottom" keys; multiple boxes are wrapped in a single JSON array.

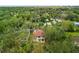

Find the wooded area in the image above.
[{"left": 0, "top": 6, "right": 79, "bottom": 53}]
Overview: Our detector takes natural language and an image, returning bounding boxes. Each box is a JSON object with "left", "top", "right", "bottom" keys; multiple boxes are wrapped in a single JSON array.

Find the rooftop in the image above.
[{"left": 33, "top": 29, "right": 44, "bottom": 37}]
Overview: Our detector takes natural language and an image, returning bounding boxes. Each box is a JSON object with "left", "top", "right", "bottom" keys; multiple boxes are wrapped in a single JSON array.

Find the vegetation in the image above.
[
  {"left": 0, "top": 6, "right": 79, "bottom": 53},
  {"left": 44, "top": 26, "right": 74, "bottom": 53}
]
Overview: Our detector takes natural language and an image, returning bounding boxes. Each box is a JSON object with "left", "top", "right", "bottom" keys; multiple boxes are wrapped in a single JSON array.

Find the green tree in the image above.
[{"left": 44, "top": 26, "right": 75, "bottom": 53}]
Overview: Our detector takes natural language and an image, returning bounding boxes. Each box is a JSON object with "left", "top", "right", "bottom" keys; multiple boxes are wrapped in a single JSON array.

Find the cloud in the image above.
[{"left": 0, "top": 0, "right": 79, "bottom": 6}]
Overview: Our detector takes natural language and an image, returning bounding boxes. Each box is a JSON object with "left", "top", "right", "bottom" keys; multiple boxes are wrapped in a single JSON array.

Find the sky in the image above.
[{"left": 0, "top": 0, "right": 79, "bottom": 6}]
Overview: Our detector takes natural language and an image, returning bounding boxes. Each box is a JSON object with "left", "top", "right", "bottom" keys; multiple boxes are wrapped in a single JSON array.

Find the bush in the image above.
[
  {"left": 45, "top": 26, "right": 66, "bottom": 41},
  {"left": 62, "top": 21, "right": 75, "bottom": 32}
]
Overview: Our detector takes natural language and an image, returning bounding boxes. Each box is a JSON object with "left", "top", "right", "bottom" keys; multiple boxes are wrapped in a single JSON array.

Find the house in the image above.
[{"left": 33, "top": 28, "right": 45, "bottom": 43}]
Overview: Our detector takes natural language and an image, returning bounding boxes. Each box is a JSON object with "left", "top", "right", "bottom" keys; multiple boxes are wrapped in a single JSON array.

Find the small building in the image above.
[{"left": 33, "top": 29, "right": 45, "bottom": 43}]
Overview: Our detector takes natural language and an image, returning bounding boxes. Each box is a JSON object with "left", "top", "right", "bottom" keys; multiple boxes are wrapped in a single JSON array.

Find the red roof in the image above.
[{"left": 33, "top": 29, "right": 44, "bottom": 37}]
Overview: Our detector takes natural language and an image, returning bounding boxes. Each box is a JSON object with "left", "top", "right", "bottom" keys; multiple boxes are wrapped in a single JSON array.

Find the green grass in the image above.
[{"left": 66, "top": 32, "right": 79, "bottom": 36}]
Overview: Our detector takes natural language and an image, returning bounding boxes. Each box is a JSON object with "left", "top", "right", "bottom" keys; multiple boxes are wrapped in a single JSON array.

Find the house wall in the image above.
[{"left": 33, "top": 36, "right": 45, "bottom": 43}]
